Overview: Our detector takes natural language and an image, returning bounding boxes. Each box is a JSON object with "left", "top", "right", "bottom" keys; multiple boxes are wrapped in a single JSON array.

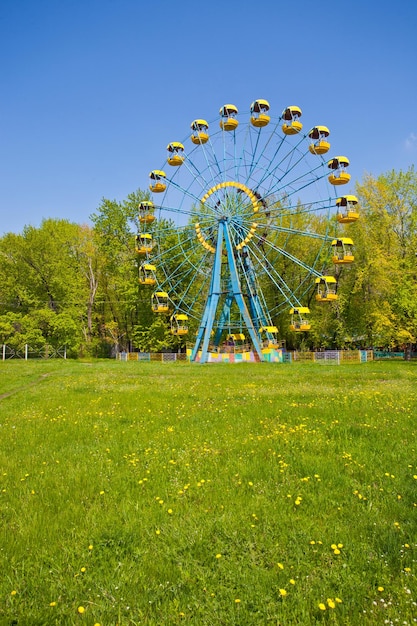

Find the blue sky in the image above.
[{"left": 1, "top": 0, "right": 416, "bottom": 235}]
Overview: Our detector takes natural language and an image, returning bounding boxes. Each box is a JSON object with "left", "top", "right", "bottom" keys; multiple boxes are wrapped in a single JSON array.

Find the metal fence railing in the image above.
[
  {"left": 118, "top": 350, "right": 378, "bottom": 364},
  {"left": 1, "top": 344, "right": 67, "bottom": 360}
]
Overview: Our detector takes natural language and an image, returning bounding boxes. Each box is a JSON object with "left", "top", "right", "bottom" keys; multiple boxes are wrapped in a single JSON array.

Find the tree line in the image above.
[{"left": 0, "top": 168, "right": 416, "bottom": 357}]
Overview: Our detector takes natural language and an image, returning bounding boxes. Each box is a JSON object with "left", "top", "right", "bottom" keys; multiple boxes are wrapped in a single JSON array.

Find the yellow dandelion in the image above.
[
  {"left": 333, "top": 548, "right": 341, "bottom": 555},
  {"left": 155, "top": 529, "right": 161, "bottom": 535},
  {"left": 279, "top": 589, "right": 287, "bottom": 597},
  {"left": 277, "top": 562, "right": 284, "bottom": 570},
  {"left": 289, "top": 579, "right": 296, "bottom": 585},
  {"left": 235, "top": 598, "right": 241, "bottom": 603},
  {"left": 77, "top": 606, "right": 85, "bottom": 614},
  {"left": 88, "top": 545, "right": 93, "bottom": 550},
  {"left": 216, "top": 553, "right": 222, "bottom": 559},
  {"left": 99, "top": 490, "right": 105, "bottom": 495},
  {"left": 378, "top": 586, "right": 384, "bottom": 592},
  {"left": 327, "top": 598, "right": 336, "bottom": 609},
  {"left": 11, "top": 590, "right": 17, "bottom": 596},
  {"left": 318, "top": 603, "right": 326, "bottom": 611},
  {"left": 335, "top": 597, "right": 342, "bottom": 604},
  {"left": 80, "top": 567, "right": 86, "bottom": 573},
  {"left": 404, "top": 567, "right": 411, "bottom": 572}
]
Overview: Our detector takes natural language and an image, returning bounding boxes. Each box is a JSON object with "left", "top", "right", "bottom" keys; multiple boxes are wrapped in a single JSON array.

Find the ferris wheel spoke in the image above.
[{"left": 245, "top": 242, "right": 303, "bottom": 308}]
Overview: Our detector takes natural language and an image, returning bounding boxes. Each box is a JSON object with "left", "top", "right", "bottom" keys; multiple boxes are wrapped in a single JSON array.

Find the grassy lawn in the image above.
[{"left": 1, "top": 359, "right": 416, "bottom": 625}]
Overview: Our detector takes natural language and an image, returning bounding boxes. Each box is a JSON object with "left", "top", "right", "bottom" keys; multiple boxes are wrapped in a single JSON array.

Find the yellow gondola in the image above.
[
  {"left": 315, "top": 276, "right": 338, "bottom": 302},
  {"left": 250, "top": 99, "right": 270, "bottom": 128},
  {"left": 219, "top": 104, "right": 239, "bottom": 131},
  {"left": 282, "top": 106, "right": 303, "bottom": 135},
  {"left": 138, "top": 263, "right": 157, "bottom": 286},
  {"left": 151, "top": 291, "right": 170, "bottom": 313},
  {"left": 190, "top": 119, "right": 209, "bottom": 145},
  {"left": 289, "top": 307, "right": 311, "bottom": 331},
  {"left": 331, "top": 238, "right": 354, "bottom": 264},
  {"left": 336, "top": 195, "right": 359, "bottom": 223},
  {"left": 138, "top": 201, "right": 155, "bottom": 224},
  {"left": 259, "top": 325, "right": 279, "bottom": 348},
  {"left": 308, "top": 126, "right": 330, "bottom": 155},
  {"left": 328, "top": 157, "right": 351, "bottom": 185},
  {"left": 135, "top": 233, "right": 153, "bottom": 255},
  {"left": 167, "top": 142, "right": 185, "bottom": 166},
  {"left": 149, "top": 170, "right": 167, "bottom": 193},
  {"left": 170, "top": 313, "right": 189, "bottom": 336}
]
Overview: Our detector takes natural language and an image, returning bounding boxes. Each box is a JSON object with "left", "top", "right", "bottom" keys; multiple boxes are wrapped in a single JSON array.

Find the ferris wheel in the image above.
[{"left": 136, "top": 100, "right": 358, "bottom": 363}]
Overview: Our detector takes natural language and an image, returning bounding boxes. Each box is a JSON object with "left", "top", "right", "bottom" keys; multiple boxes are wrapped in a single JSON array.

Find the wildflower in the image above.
[
  {"left": 327, "top": 598, "right": 336, "bottom": 609},
  {"left": 277, "top": 562, "right": 284, "bottom": 570},
  {"left": 235, "top": 598, "right": 241, "bottom": 603},
  {"left": 279, "top": 589, "right": 287, "bottom": 597},
  {"left": 80, "top": 567, "right": 86, "bottom": 573},
  {"left": 155, "top": 529, "right": 161, "bottom": 535},
  {"left": 77, "top": 606, "right": 85, "bottom": 613},
  {"left": 318, "top": 603, "right": 326, "bottom": 610},
  {"left": 378, "top": 586, "right": 384, "bottom": 592},
  {"left": 11, "top": 590, "right": 17, "bottom": 596},
  {"left": 88, "top": 545, "right": 93, "bottom": 550},
  {"left": 50, "top": 601, "right": 57, "bottom": 606},
  {"left": 335, "top": 598, "right": 342, "bottom": 603},
  {"left": 99, "top": 490, "right": 105, "bottom": 495},
  {"left": 289, "top": 579, "right": 296, "bottom": 585},
  {"left": 216, "top": 554, "right": 222, "bottom": 559},
  {"left": 167, "top": 508, "right": 173, "bottom": 515}
]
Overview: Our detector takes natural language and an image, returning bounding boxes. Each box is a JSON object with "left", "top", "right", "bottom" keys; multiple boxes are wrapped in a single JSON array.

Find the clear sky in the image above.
[{"left": 1, "top": 0, "right": 416, "bottom": 235}]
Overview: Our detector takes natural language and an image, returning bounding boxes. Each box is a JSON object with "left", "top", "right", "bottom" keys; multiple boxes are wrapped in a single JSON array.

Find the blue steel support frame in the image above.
[{"left": 191, "top": 219, "right": 264, "bottom": 363}]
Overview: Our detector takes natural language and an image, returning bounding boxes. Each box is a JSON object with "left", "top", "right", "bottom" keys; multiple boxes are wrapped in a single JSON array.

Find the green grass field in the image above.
[{"left": 1, "top": 360, "right": 416, "bottom": 625}]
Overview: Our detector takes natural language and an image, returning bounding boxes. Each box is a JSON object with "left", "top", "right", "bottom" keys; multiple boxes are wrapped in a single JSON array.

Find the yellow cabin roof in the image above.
[
  {"left": 259, "top": 325, "right": 278, "bottom": 333},
  {"left": 327, "top": 156, "right": 350, "bottom": 169},
  {"left": 250, "top": 99, "right": 270, "bottom": 112},
  {"left": 141, "top": 264, "right": 156, "bottom": 271},
  {"left": 282, "top": 106, "right": 302, "bottom": 119},
  {"left": 315, "top": 276, "right": 337, "bottom": 284},
  {"left": 290, "top": 307, "right": 310, "bottom": 314},
  {"left": 227, "top": 333, "right": 245, "bottom": 341},
  {"left": 220, "top": 104, "right": 238, "bottom": 115},
  {"left": 171, "top": 313, "right": 188, "bottom": 322},
  {"left": 139, "top": 201, "right": 154, "bottom": 209},
  {"left": 149, "top": 170, "right": 166, "bottom": 179},
  {"left": 137, "top": 233, "right": 152, "bottom": 240},
  {"left": 167, "top": 142, "right": 184, "bottom": 152},
  {"left": 308, "top": 125, "right": 330, "bottom": 138},
  {"left": 336, "top": 195, "right": 358, "bottom": 206},
  {"left": 191, "top": 119, "right": 208, "bottom": 129},
  {"left": 153, "top": 291, "right": 168, "bottom": 298},
  {"left": 331, "top": 238, "right": 354, "bottom": 246}
]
